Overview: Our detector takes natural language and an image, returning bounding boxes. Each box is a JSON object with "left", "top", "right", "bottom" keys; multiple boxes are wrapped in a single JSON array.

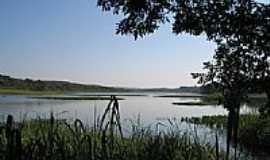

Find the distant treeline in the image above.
[
  {"left": 0, "top": 74, "right": 126, "bottom": 92},
  {"left": 3, "top": 74, "right": 259, "bottom": 94},
  {"left": 0, "top": 74, "right": 206, "bottom": 93},
  {"left": 195, "top": 82, "right": 264, "bottom": 94}
]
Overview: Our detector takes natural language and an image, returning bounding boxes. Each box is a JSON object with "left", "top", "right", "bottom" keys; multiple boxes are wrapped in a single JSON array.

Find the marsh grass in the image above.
[
  {"left": 172, "top": 94, "right": 223, "bottom": 106},
  {"left": 0, "top": 96, "right": 228, "bottom": 160},
  {"left": 183, "top": 114, "right": 270, "bottom": 156},
  {"left": 172, "top": 94, "right": 267, "bottom": 107},
  {"left": 182, "top": 114, "right": 259, "bottom": 130},
  {"left": 172, "top": 102, "right": 216, "bottom": 106}
]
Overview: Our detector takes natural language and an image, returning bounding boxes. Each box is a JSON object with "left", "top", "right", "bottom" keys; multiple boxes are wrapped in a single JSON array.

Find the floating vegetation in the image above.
[
  {"left": 172, "top": 102, "right": 218, "bottom": 106},
  {"left": 30, "top": 96, "right": 124, "bottom": 101},
  {"left": 154, "top": 95, "right": 205, "bottom": 98},
  {"left": 0, "top": 88, "right": 63, "bottom": 96},
  {"left": 77, "top": 94, "right": 148, "bottom": 97}
]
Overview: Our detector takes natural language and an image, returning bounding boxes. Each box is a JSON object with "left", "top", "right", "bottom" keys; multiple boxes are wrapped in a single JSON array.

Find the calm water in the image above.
[{"left": 0, "top": 92, "right": 255, "bottom": 124}]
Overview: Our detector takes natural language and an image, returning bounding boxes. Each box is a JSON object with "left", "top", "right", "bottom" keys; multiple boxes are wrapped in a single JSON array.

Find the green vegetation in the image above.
[
  {"left": 0, "top": 74, "right": 207, "bottom": 95},
  {"left": 239, "top": 118, "right": 270, "bottom": 154},
  {"left": 183, "top": 114, "right": 270, "bottom": 155},
  {"left": 31, "top": 96, "right": 124, "bottom": 101},
  {"left": 182, "top": 114, "right": 259, "bottom": 130},
  {"left": 0, "top": 116, "right": 227, "bottom": 160},
  {"left": 79, "top": 94, "right": 148, "bottom": 97},
  {"left": 173, "top": 94, "right": 266, "bottom": 106},
  {"left": 172, "top": 94, "right": 222, "bottom": 106},
  {"left": 155, "top": 95, "right": 204, "bottom": 98},
  {"left": 201, "top": 94, "right": 223, "bottom": 104},
  {"left": 0, "top": 88, "right": 63, "bottom": 96},
  {"left": 172, "top": 102, "right": 216, "bottom": 106},
  {"left": 0, "top": 74, "right": 128, "bottom": 94}
]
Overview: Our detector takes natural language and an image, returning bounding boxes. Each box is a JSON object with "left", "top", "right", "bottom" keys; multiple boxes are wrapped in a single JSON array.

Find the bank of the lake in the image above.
[
  {"left": 0, "top": 114, "right": 228, "bottom": 160},
  {"left": 172, "top": 93, "right": 267, "bottom": 106},
  {"left": 183, "top": 114, "right": 270, "bottom": 156},
  {"left": 0, "top": 88, "right": 64, "bottom": 96}
]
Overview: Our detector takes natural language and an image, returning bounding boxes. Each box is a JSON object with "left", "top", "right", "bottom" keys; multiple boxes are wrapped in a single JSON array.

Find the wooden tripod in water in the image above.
[{"left": 99, "top": 95, "right": 123, "bottom": 138}]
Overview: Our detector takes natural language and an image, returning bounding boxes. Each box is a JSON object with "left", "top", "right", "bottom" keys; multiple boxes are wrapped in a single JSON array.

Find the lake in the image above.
[{"left": 0, "top": 92, "right": 256, "bottom": 124}]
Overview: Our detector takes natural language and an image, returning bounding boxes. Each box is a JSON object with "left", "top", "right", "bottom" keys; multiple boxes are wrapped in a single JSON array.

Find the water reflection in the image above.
[{"left": 0, "top": 93, "right": 257, "bottom": 124}]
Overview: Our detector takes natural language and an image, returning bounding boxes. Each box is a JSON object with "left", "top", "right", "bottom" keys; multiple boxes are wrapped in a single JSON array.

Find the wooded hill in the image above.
[
  {"left": 0, "top": 74, "right": 208, "bottom": 93},
  {"left": 0, "top": 74, "right": 126, "bottom": 92}
]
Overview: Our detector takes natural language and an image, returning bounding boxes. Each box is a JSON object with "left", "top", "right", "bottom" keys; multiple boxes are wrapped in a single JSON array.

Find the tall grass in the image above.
[
  {"left": 183, "top": 114, "right": 270, "bottom": 156},
  {"left": 0, "top": 96, "right": 227, "bottom": 160},
  {"left": 182, "top": 114, "right": 259, "bottom": 130}
]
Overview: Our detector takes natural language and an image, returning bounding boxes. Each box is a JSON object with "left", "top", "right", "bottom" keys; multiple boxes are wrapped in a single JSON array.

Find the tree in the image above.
[
  {"left": 97, "top": 0, "right": 270, "bottom": 158},
  {"left": 192, "top": 37, "right": 266, "bottom": 158}
]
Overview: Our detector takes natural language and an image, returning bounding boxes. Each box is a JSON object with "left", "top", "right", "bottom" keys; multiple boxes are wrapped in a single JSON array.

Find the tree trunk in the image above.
[
  {"left": 226, "top": 108, "right": 234, "bottom": 160},
  {"left": 265, "top": 87, "right": 270, "bottom": 115},
  {"left": 233, "top": 105, "right": 240, "bottom": 160},
  {"left": 225, "top": 89, "right": 242, "bottom": 160}
]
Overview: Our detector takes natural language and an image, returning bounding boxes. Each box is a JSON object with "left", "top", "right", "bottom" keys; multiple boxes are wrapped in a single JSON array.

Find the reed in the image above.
[{"left": 183, "top": 114, "right": 270, "bottom": 155}]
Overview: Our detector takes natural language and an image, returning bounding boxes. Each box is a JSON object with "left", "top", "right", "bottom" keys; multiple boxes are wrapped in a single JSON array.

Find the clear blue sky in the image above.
[{"left": 0, "top": 0, "right": 268, "bottom": 88}]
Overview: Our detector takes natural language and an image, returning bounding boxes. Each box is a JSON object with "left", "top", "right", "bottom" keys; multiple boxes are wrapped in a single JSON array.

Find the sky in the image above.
[{"left": 0, "top": 0, "right": 269, "bottom": 88}]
